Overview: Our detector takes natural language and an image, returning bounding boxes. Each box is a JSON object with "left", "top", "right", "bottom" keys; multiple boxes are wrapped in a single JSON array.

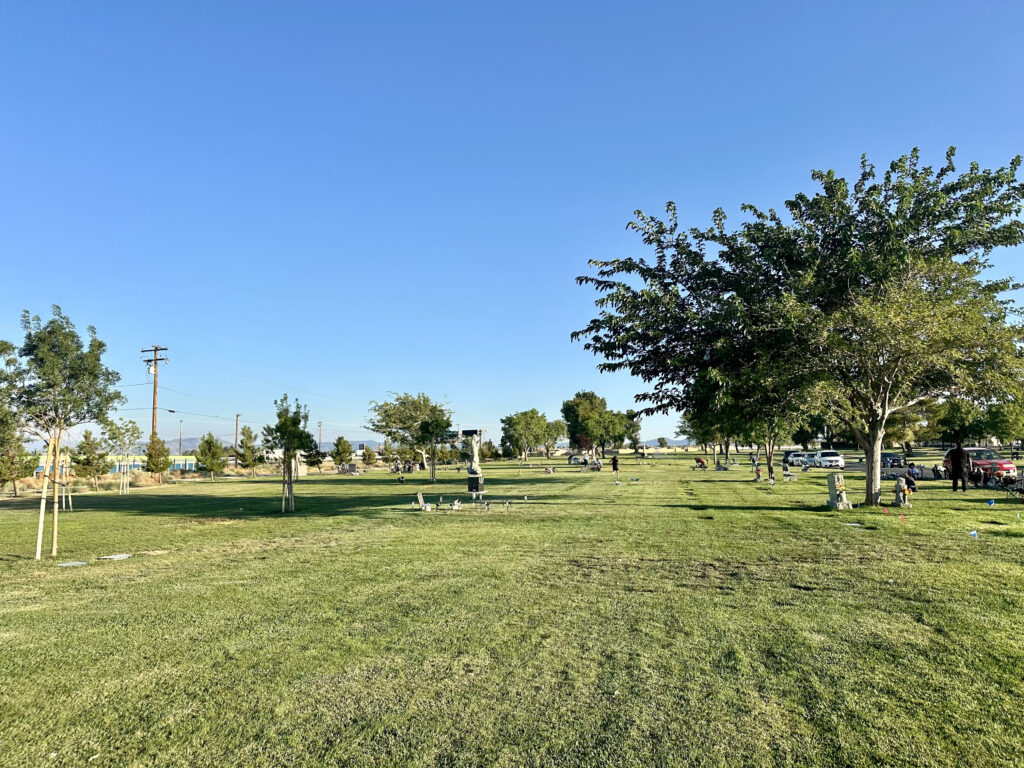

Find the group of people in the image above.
[
  {"left": 946, "top": 442, "right": 1010, "bottom": 491},
  {"left": 568, "top": 453, "right": 610, "bottom": 472}
]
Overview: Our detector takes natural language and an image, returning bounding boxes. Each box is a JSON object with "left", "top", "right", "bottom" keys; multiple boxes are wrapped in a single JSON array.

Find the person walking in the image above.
[
  {"left": 611, "top": 455, "right": 619, "bottom": 477},
  {"left": 948, "top": 442, "right": 971, "bottom": 492}
]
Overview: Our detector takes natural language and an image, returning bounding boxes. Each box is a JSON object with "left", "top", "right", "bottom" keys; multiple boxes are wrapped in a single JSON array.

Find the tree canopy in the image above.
[
  {"left": 263, "top": 395, "right": 315, "bottom": 511},
  {"left": 500, "top": 409, "right": 548, "bottom": 460},
  {"left": 71, "top": 430, "right": 113, "bottom": 491},
  {"left": 195, "top": 432, "right": 227, "bottom": 480},
  {"left": 366, "top": 392, "right": 451, "bottom": 477},
  {"left": 144, "top": 433, "right": 172, "bottom": 481},
  {"left": 575, "top": 148, "right": 1024, "bottom": 502},
  {"left": 331, "top": 436, "right": 353, "bottom": 467},
  {"left": 236, "top": 425, "right": 264, "bottom": 477}
]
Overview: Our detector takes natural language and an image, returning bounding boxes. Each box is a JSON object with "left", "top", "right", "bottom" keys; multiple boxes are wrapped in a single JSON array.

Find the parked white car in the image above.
[
  {"left": 785, "top": 452, "right": 807, "bottom": 466},
  {"left": 812, "top": 450, "right": 845, "bottom": 469}
]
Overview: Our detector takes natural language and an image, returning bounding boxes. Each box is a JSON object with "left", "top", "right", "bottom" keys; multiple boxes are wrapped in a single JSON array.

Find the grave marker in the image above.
[{"left": 827, "top": 473, "right": 853, "bottom": 510}]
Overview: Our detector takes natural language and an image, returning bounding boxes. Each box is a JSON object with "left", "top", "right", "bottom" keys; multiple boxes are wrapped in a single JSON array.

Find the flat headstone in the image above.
[
  {"left": 58, "top": 561, "right": 87, "bottom": 567},
  {"left": 98, "top": 554, "right": 131, "bottom": 560}
]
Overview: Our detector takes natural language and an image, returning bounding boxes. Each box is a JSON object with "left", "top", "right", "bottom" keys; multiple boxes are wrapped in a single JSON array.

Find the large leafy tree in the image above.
[
  {"left": 500, "top": 409, "right": 548, "bottom": 461},
  {"left": 15, "top": 307, "right": 122, "bottom": 557},
  {"left": 263, "top": 395, "right": 315, "bottom": 511},
  {"left": 0, "top": 345, "right": 36, "bottom": 498},
  {"left": 195, "top": 432, "right": 227, "bottom": 481},
  {"left": 937, "top": 399, "right": 988, "bottom": 444},
  {"left": 0, "top": 401, "right": 38, "bottom": 498},
  {"left": 594, "top": 409, "right": 630, "bottom": 458},
  {"left": 543, "top": 419, "right": 566, "bottom": 458},
  {"left": 417, "top": 404, "right": 452, "bottom": 482},
  {"left": 560, "top": 391, "right": 607, "bottom": 452},
  {"left": 575, "top": 149, "right": 1024, "bottom": 504},
  {"left": 366, "top": 392, "right": 451, "bottom": 475},
  {"left": 624, "top": 411, "right": 643, "bottom": 455},
  {"left": 72, "top": 429, "right": 114, "bottom": 490},
  {"left": 986, "top": 401, "right": 1024, "bottom": 446}
]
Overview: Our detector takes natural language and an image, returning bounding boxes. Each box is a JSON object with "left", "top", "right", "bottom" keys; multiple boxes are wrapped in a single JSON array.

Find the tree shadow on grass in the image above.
[
  {"left": 99, "top": 474, "right": 587, "bottom": 521},
  {"left": 668, "top": 503, "right": 825, "bottom": 513}
]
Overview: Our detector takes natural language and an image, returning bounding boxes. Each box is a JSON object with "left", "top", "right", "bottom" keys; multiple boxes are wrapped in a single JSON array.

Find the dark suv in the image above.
[{"left": 881, "top": 452, "right": 905, "bottom": 468}]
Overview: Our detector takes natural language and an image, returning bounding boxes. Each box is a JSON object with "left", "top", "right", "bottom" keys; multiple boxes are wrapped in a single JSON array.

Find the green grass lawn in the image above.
[{"left": 3, "top": 459, "right": 1024, "bottom": 767}]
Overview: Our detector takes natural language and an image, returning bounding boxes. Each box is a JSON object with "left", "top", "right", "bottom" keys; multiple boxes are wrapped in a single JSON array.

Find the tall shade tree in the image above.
[
  {"left": 71, "top": 429, "right": 114, "bottom": 491},
  {"left": 986, "top": 401, "right": 1024, "bottom": 447},
  {"left": 263, "top": 395, "right": 315, "bottom": 511},
  {"left": 937, "top": 399, "right": 988, "bottom": 444},
  {"left": 236, "top": 425, "right": 263, "bottom": 478},
  {"left": 625, "top": 411, "right": 643, "bottom": 455},
  {"left": 0, "top": 402, "right": 38, "bottom": 498},
  {"left": 144, "top": 433, "right": 173, "bottom": 483},
  {"left": 575, "top": 148, "right": 1024, "bottom": 504},
  {"left": 500, "top": 409, "right": 548, "bottom": 461},
  {"left": 417, "top": 404, "right": 452, "bottom": 483},
  {"left": 560, "top": 391, "right": 607, "bottom": 453},
  {"left": 16, "top": 307, "right": 122, "bottom": 557},
  {"left": 543, "top": 419, "right": 566, "bottom": 458},
  {"left": 366, "top": 392, "right": 451, "bottom": 472},
  {"left": 594, "top": 409, "right": 629, "bottom": 458},
  {"left": 195, "top": 432, "right": 227, "bottom": 482}
]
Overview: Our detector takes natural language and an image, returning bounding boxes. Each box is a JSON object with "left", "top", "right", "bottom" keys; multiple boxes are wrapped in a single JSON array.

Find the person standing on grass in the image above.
[
  {"left": 949, "top": 442, "right": 971, "bottom": 492},
  {"left": 611, "top": 455, "right": 619, "bottom": 476}
]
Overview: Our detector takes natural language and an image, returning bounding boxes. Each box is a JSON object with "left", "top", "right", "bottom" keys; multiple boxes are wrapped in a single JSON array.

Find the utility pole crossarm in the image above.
[{"left": 141, "top": 345, "right": 169, "bottom": 437}]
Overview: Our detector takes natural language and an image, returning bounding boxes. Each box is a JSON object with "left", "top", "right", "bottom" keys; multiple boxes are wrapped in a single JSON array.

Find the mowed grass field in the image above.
[{"left": 2, "top": 458, "right": 1024, "bottom": 767}]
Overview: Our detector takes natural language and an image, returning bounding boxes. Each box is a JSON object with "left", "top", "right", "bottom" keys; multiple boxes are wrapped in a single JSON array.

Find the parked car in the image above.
[
  {"left": 812, "top": 450, "right": 846, "bottom": 469},
  {"left": 943, "top": 447, "right": 1017, "bottom": 479},
  {"left": 782, "top": 450, "right": 804, "bottom": 466},
  {"left": 881, "top": 452, "right": 906, "bottom": 468},
  {"left": 785, "top": 451, "right": 807, "bottom": 466}
]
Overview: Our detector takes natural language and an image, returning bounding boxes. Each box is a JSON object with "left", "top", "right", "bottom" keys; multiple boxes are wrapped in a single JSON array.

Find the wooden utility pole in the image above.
[
  {"left": 141, "top": 346, "right": 169, "bottom": 436},
  {"left": 234, "top": 414, "right": 240, "bottom": 453},
  {"left": 318, "top": 421, "right": 323, "bottom": 452}
]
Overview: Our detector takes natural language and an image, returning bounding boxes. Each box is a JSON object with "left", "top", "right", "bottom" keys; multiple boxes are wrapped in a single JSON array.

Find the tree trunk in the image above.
[
  {"left": 765, "top": 440, "right": 776, "bottom": 481},
  {"left": 289, "top": 456, "right": 296, "bottom": 511},
  {"left": 863, "top": 423, "right": 886, "bottom": 506},
  {"left": 36, "top": 435, "right": 55, "bottom": 560},
  {"left": 50, "top": 428, "right": 64, "bottom": 557},
  {"left": 281, "top": 458, "right": 287, "bottom": 513}
]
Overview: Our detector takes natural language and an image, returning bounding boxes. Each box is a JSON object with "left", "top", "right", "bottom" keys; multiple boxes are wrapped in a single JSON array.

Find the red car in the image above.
[{"left": 943, "top": 447, "right": 1018, "bottom": 479}]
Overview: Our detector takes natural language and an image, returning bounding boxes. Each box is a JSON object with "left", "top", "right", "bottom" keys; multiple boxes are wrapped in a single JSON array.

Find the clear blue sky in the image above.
[{"left": 2, "top": 1, "right": 1022, "bottom": 446}]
